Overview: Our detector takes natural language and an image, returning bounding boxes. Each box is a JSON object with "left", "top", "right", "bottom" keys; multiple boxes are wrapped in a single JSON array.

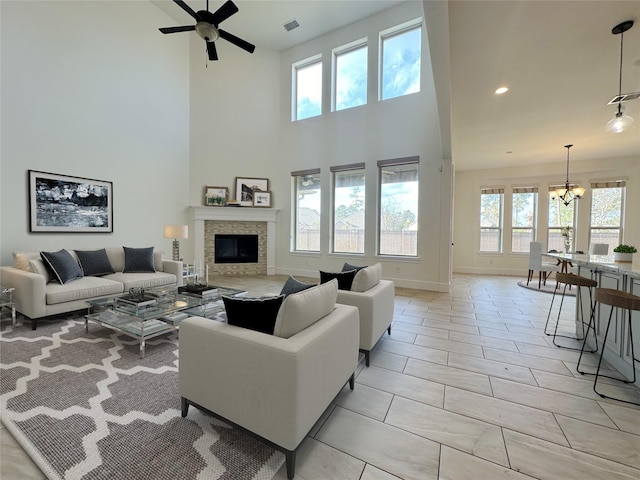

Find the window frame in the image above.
[
  {"left": 291, "top": 168, "right": 322, "bottom": 253},
  {"left": 588, "top": 180, "right": 626, "bottom": 250},
  {"left": 379, "top": 17, "right": 422, "bottom": 102},
  {"left": 377, "top": 156, "right": 420, "bottom": 257},
  {"left": 331, "top": 38, "right": 368, "bottom": 112},
  {"left": 479, "top": 187, "right": 504, "bottom": 253},
  {"left": 292, "top": 54, "right": 323, "bottom": 122},
  {"left": 548, "top": 185, "right": 577, "bottom": 252},
  {"left": 331, "top": 163, "right": 366, "bottom": 254},
  {"left": 511, "top": 187, "right": 538, "bottom": 254}
]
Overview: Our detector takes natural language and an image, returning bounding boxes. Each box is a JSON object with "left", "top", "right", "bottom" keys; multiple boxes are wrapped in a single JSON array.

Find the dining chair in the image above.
[
  {"left": 589, "top": 243, "right": 609, "bottom": 255},
  {"left": 527, "top": 241, "right": 561, "bottom": 288}
]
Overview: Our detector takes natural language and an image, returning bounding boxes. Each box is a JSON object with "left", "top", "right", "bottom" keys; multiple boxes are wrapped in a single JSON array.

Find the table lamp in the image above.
[{"left": 164, "top": 225, "right": 188, "bottom": 261}]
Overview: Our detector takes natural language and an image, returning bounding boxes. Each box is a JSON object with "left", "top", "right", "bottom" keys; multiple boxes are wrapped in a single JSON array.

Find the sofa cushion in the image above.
[
  {"left": 123, "top": 246, "right": 156, "bottom": 273},
  {"left": 103, "top": 272, "right": 176, "bottom": 291},
  {"left": 13, "top": 251, "right": 39, "bottom": 272},
  {"left": 280, "top": 276, "right": 315, "bottom": 296},
  {"left": 273, "top": 279, "right": 337, "bottom": 339},
  {"left": 222, "top": 295, "right": 285, "bottom": 334},
  {"left": 29, "top": 258, "right": 52, "bottom": 283},
  {"left": 45, "top": 276, "right": 123, "bottom": 305},
  {"left": 40, "top": 249, "right": 84, "bottom": 285},
  {"left": 320, "top": 269, "right": 357, "bottom": 291},
  {"left": 75, "top": 249, "right": 115, "bottom": 276},
  {"left": 351, "top": 263, "right": 382, "bottom": 292}
]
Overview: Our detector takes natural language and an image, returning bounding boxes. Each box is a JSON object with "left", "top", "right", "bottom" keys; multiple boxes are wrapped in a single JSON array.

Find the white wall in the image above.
[
  {"left": 0, "top": 0, "right": 190, "bottom": 266},
  {"left": 453, "top": 155, "right": 640, "bottom": 276},
  {"left": 276, "top": 1, "right": 452, "bottom": 291}
]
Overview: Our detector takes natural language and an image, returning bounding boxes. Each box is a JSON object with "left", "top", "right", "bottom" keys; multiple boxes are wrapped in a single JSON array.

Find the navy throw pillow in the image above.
[
  {"left": 222, "top": 295, "right": 285, "bottom": 334},
  {"left": 280, "top": 276, "right": 315, "bottom": 296},
  {"left": 75, "top": 249, "right": 115, "bottom": 276},
  {"left": 40, "top": 249, "right": 83, "bottom": 284},
  {"left": 342, "top": 262, "right": 367, "bottom": 273},
  {"left": 123, "top": 246, "right": 156, "bottom": 273},
  {"left": 320, "top": 270, "right": 357, "bottom": 291}
]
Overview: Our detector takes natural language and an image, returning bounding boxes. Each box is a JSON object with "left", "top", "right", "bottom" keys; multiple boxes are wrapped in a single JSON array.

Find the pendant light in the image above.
[
  {"left": 605, "top": 20, "right": 635, "bottom": 134},
  {"left": 550, "top": 145, "right": 585, "bottom": 206}
]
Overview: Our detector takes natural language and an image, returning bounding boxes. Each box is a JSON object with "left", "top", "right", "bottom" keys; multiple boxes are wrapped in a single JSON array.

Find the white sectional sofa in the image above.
[
  {"left": 0, "top": 247, "right": 182, "bottom": 329},
  {"left": 179, "top": 280, "right": 360, "bottom": 480}
]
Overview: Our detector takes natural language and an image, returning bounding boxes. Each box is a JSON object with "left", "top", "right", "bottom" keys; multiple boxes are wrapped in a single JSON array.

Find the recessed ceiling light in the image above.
[{"left": 495, "top": 87, "right": 509, "bottom": 95}]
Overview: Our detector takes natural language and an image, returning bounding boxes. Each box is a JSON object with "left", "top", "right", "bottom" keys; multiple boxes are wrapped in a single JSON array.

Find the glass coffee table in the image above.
[
  {"left": 1, "top": 286, "right": 16, "bottom": 326},
  {"left": 85, "top": 285, "right": 246, "bottom": 358}
]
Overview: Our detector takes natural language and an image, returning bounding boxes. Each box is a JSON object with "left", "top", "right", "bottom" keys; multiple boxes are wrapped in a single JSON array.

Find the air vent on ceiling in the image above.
[
  {"left": 283, "top": 19, "right": 300, "bottom": 32},
  {"left": 607, "top": 92, "right": 640, "bottom": 104}
]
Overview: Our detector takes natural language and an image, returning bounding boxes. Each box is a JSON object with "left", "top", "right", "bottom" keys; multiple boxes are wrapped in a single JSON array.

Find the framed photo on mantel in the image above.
[
  {"left": 253, "top": 191, "right": 272, "bottom": 208},
  {"left": 204, "top": 186, "right": 228, "bottom": 206},
  {"left": 235, "top": 177, "right": 268, "bottom": 207},
  {"left": 28, "top": 170, "right": 113, "bottom": 233}
]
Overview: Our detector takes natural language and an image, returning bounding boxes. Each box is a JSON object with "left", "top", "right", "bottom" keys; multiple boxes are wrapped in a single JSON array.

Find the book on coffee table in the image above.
[{"left": 178, "top": 284, "right": 217, "bottom": 297}]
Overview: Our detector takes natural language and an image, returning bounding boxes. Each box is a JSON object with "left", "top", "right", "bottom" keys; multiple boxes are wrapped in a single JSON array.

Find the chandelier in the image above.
[
  {"left": 550, "top": 144, "right": 585, "bottom": 206},
  {"left": 605, "top": 20, "right": 636, "bottom": 134}
]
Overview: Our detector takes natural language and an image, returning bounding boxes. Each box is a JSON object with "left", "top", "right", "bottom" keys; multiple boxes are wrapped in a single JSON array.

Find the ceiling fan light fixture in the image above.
[{"left": 195, "top": 21, "right": 219, "bottom": 42}]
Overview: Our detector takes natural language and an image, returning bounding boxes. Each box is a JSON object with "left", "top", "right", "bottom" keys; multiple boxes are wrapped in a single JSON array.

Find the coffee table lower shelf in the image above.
[{"left": 85, "top": 302, "right": 227, "bottom": 358}]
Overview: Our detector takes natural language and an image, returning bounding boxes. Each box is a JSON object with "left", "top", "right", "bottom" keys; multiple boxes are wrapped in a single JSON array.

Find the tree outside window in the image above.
[
  {"left": 332, "top": 166, "right": 365, "bottom": 254},
  {"left": 589, "top": 181, "right": 625, "bottom": 252},
  {"left": 480, "top": 188, "right": 504, "bottom": 253}
]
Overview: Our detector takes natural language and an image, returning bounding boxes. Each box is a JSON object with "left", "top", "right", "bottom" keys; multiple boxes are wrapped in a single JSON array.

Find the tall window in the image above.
[
  {"left": 480, "top": 187, "right": 504, "bottom": 253},
  {"left": 378, "top": 157, "right": 419, "bottom": 256},
  {"left": 511, "top": 187, "right": 538, "bottom": 253},
  {"left": 589, "top": 180, "right": 625, "bottom": 252},
  {"left": 293, "top": 55, "right": 322, "bottom": 121},
  {"left": 292, "top": 169, "right": 321, "bottom": 252},
  {"left": 548, "top": 187, "right": 576, "bottom": 252},
  {"left": 331, "top": 164, "right": 365, "bottom": 254},
  {"left": 333, "top": 40, "right": 368, "bottom": 111},
  {"left": 380, "top": 19, "right": 421, "bottom": 101}
]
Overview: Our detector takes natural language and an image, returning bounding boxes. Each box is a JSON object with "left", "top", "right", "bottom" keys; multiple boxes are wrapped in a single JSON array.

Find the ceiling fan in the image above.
[{"left": 159, "top": 0, "right": 255, "bottom": 61}]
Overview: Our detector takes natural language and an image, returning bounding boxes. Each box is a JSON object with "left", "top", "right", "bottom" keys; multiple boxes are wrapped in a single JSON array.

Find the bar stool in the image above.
[
  {"left": 577, "top": 288, "right": 640, "bottom": 406},
  {"left": 544, "top": 272, "right": 598, "bottom": 351}
]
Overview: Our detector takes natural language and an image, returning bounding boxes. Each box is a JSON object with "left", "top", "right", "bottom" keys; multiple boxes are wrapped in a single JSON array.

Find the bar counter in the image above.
[{"left": 545, "top": 252, "right": 639, "bottom": 387}]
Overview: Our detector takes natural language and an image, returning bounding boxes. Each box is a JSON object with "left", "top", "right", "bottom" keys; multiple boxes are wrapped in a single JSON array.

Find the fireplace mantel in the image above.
[{"left": 190, "top": 206, "right": 279, "bottom": 275}]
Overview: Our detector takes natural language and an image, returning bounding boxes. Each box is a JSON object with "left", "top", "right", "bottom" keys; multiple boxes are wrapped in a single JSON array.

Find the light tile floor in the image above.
[{"left": 2, "top": 274, "right": 639, "bottom": 479}]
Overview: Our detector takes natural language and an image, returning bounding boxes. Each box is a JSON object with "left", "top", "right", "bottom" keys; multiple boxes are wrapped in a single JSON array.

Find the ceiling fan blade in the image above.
[
  {"left": 211, "top": 0, "right": 239, "bottom": 26},
  {"left": 159, "top": 25, "right": 196, "bottom": 34},
  {"left": 207, "top": 41, "right": 219, "bottom": 61},
  {"left": 174, "top": 0, "right": 199, "bottom": 20},
  {"left": 219, "top": 29, "right": 255, "bottom": 53}
]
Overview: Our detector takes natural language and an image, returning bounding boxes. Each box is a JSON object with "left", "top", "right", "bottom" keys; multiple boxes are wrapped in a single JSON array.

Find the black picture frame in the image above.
[{"left": 28, "top": 170, "right": 113, "bottom": 233}]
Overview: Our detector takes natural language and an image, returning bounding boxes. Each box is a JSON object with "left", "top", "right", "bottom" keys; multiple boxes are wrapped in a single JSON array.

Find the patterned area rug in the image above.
[
  {"left": 0, "top": 317, "right": 284, "bottom": 480},
  {"left": 517, "top": 280, "right": 576, "bottom": 296}
]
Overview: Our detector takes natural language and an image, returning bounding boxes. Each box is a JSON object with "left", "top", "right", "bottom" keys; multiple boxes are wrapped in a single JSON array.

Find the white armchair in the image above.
[
  {"left": 179, "top": 280, "right": 360, "bottom": 479},
  {"left": 335, "top": 264, "right": 394, "bottom": 366}
]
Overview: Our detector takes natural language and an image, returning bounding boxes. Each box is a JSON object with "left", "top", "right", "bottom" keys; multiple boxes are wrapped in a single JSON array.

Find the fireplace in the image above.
[{"left": 215, "top": 234, "right": 258, "bottom": 264}]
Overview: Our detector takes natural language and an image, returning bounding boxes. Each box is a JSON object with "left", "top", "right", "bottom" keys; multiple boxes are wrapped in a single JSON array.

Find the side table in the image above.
[{"left": 1, "top": 286, "right": 17, "bottom": 326}]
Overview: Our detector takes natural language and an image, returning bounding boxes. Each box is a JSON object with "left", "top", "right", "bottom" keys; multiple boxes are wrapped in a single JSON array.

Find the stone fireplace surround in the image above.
[{"left": 190, "top": 206, "right": 279, "bottom": 275}]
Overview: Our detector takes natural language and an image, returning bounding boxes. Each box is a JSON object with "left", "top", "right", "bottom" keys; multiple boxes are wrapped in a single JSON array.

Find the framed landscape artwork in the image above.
[
  {"left": 204, "top": 186, "right": 228, "bottom": 206},
  {"left": 253, "top": 191, "right": 272, "bottom": 207},
  {"left": 28, "top": 170, "right": 113, "bottom": 233},
  {"left": 235, "top": 177, "right": 268, "bottom": 207}
]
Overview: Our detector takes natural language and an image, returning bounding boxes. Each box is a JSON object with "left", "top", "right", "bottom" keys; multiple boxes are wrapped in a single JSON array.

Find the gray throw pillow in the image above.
[
  {"left": 280, "top": 276, "right": 315, "bottom": 296},
  {"left": 75, "top": 249, "right": 115, "bottom": 276},
  {"left": 123, "top": 246, "right": 156, "bottom": 273},
  {"left": 40, "top": 249, "right": 84, "bottom": 284},
  {"left": 342, "top": 262, "right": 366, "bottom": 273},
  {"left": 222, "top": 295, "right": 285, "bottom": 334}
]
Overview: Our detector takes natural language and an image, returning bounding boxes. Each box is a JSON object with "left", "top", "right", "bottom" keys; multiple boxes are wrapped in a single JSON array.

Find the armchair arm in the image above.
[
  {"left": 161, "top": 259, "right": 183, "bottom": 286},
  {"left": 336, "top": 279, "right": 395, "bottom": 351},
  {"left": 179, "top": 304, "right": 359, "bottom": 451},
  {"left": 0, "top": 267, "right": 47, "bottom": 319}
]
